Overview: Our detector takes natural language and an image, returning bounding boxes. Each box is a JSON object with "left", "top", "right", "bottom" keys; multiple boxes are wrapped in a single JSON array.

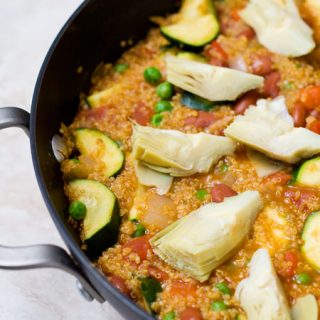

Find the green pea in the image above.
[
  {"left": 70, "top": 158, "right": 80, "bottom": 164},
  {"left": 114, "top": 63, "right": 129, "bottom": 74},
  {"left": 156, "top": 82, "right": 174, "bottom": 100},
  {"left": 216, "top": 282, "right": 231, "bottom": 295},
  {"left": 132, "top": 224, "right": 146, "bottom": 238},
  {"left": 69, "top": 201, "right": 86, "bottom": 220},
  {"left": 219, "top": 163, "right": 229, "bottom": 173},
  {"left": 196, "top": 189, "right": 208, "bottom": 200},
  {"left": 151, "top": 114, "right": 163, "bottom": 126},
  {"left": 163, "top": 311, "right": 175, "bottom": 320},
  {"left": 155, "top": 101, "right": 173, "bottom": 113},
  {"left": 295, "top": 272, "right": 312, "bottom": 285},
  {"left": 144, "top": 67, "right": 162, "bottom": 85},
  {"left": 211, "top": 301, "right": 227, "bottom": 311}
]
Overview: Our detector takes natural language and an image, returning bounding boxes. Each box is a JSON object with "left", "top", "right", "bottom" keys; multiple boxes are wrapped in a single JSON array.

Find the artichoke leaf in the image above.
[
  {"left": 239, "top": 0, "right": 315, "bottom": 57},
  {"left": 291, "top": 294, "right": 318, "bottom": 320},
  {"left": 135, "top": 161, "right": 173, "bottom": 195},
  {"left": 132, "top": 125, "right": 236, "bottom": 177},
  {"left": 225, "top": 96, "right": 320, "bottom": 163},
  {"left": 235, "top": 248, "right": 291, "bottom": 320},
  {"left": 166, "top": 56, "right": 263, "bottom": 101},
  {"left": 151, "top": 191, "right": 262, "bottom": 282}
]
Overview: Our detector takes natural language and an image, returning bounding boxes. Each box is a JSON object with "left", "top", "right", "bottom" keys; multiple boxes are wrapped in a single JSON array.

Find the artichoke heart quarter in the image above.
[
  {"left": 166, "top": 56, "right": 263, "bottom": 101},
  {"left": 132, "top": 125, "right": 236, "bottom": 177},
  {"left": 150, "top": 191, "right": 262, "bottom": 282},
  {"left": 235, "top": 248, "right": 291, "bottom": 320},
  {"left": 225, "top": 96, "right": 320, "bottom": 163}
]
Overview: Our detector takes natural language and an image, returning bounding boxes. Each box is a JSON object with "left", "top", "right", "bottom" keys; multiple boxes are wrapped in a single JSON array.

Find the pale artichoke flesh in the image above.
[
  {"left": 150, "top": 191, "right": 262, "bottom": 282},
  {"left": 239, "top": 0, "right": 315, "bottom": 57},
  {"left": 132, "top": 125, "right": 236, "bottom": 177},
  {"left": 166, "top": 56, "right": 263, "bottom": 101},
  {"left": 235, "top": 248, "right": 291, "bottom": 320},
  {"left": 291, "top": 294, "right": 318, "bottom": 320},
  {"left": 225, "top": 96, "right": 320, "bottom": 163}
]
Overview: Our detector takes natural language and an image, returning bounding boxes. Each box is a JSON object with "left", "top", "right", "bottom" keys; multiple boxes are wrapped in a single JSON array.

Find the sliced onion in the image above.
[{"left": 229, "top": 56, "right": 248, "bottom": 72}]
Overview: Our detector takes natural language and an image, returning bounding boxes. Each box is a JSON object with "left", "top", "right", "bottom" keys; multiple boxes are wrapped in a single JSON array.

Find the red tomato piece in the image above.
[
  {"left": 300, "top": 85, "right": 320, "bottom": 110},
  {"left": 123, "top": 235, "right": 152, "bottom": 261},
  {"left": 109, "top": 275, "right": 130, "bottom": 296},
  {"left": 184, "top": 111, "right": 216, "bottom": 128},
  {"left": 205, "top": 41, "right": 228, "bottom": 67},
  {"left": 211, "top": 184, "right": 238, "bottom": 203},
  {"left": 234, "top": 90, "right": 260, "bottom": 115},
  {"left": 148, "top": 266, "right": 169, "bottom": 281},
  {"left": 263, "top": 71, "right": 281, "bottom": 98},
  {"left": 282, "top": 251, "right": 298, "bottom": 277},
  {"left": 264, "top": 171, "right": 292, "bottom": 186},
  {"left": 237, "top": 26, "right": 255, "bottom": 40},
  {"left": 170, "top": 280, "right": 198, "bottom": 297},
  {"left": 309, "top": 120, "right": 320, "bottom": 134},
  {"left": 132, "top": 102, "right": 153, "bottom": 125},
  {"left": 250, "top": 55, "right": 273, "bottom": 76},
  {"left": 292, "top": 102, "right": 307, "bottom": 127},
  {"left": 180, "top": 307, "right": 203, "bottom": 320}
]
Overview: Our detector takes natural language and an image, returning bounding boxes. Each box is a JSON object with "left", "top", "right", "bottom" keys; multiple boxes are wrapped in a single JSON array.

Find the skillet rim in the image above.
[{"left": 29, "top": 1, "right": 154, "bottom": 319}]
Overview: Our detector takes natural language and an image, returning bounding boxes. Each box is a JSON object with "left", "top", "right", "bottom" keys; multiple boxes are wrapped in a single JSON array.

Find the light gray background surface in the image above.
[{"left": 0, "top": 1, "right": 124, "bottom": 319}]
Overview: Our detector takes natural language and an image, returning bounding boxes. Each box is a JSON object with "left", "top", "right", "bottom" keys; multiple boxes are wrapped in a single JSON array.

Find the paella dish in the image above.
[{"left": 57, "top": 0, "right": 320, "bottom": 318}]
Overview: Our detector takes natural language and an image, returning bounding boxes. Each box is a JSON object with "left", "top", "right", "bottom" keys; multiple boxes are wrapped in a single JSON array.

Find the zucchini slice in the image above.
[
  {"left": 301, "top": 211, "right": 320, "bottom": 270},
  {"left": 177, "top": 52, "right": 207, "bottom": 62},
  {"left": 67, "top": 179, "right": 120, "bottom": 258},
  {"left": 87, "top": 84, "right": 121, "bottom": 109},
  {"left": 295, "top": 157, "right": 320, "bottom": 187},
  {"left": 161, "top": 14, "right": 219, "bottom": 49},
  {"left": 74, "top": 128, "right": 124, "bottom": 178},
  {"left": 140, "top": 277, "right": 162, "bottom": 313},
  {"left": 181, "top": 91, "right": 216, "bottom": 111}
]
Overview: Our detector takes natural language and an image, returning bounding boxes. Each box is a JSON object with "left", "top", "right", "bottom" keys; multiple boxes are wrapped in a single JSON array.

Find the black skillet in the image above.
[{"left": 0, "top": 1, "right": 178, "bottom": 319}]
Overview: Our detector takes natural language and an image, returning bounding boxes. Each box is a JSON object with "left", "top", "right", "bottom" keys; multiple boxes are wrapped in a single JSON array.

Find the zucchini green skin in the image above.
[
  {"left": 161, "top": 22, "right": 219, "bottom": 51},
  {"left": 74, "top": 128, "right": 124, "bottom": 178},
  {"left": 67, "top": 179, "right": 120, "bottom": 259},
  {"left": 295, "top": 157, "right": 320, "bottom": 187},
  {"left": 181, "top": 91, "right": 216, "bottom": 111},
  {"left": 86, "top": 200, "right": 120, "bottom": 259},
  {"left": 301, "top": 211, "right": 320, "bottom": 270},
  {"left": 140, "top": 277, "right": 162, "bottom": 314}
]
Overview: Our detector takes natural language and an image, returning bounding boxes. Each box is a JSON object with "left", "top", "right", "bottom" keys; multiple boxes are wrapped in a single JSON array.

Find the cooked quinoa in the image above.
[{"left": 60, "top": 0, "right": 320, "bottom": 319}]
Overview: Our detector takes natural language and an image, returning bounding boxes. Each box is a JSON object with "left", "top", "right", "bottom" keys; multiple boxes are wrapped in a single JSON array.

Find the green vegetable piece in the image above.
[
  {"left": 69, "top": 201, "right": 87, "bottom": 220},
  {"left": 295, "top": 273, "right": 312, "bottom": 285},
  {"left": 132, "top": 223, "right": 146, "bottom": 238},
  {"left": 211, "top": 301, "right": 228, "bottom": 311},
  {"left": 163, "top": 311, "right": 176, "bottom": 320},
  {"left": 156, "top": 82, "right": 174, "bottom": 100},
  {"left": 140, "top": 277, "right": 162, "bottom": 308},
  {"left": 216, "top": 282, "right": 231, "bottom": 295},
  {"left": 155, "top": 101, "right": 173, "bottom": 113},
  {"left": 151, "top": 114, "right": 163, "bottom": 126},
  {"left": 70, "top": 158, "right": 81, "bottom": 164},
  {"left": 114, "top": 63, "right": 129, "bottom": 74},
  {"left": 181, "top": 91, "right": 215, "bottom": 111},
  {"left": 144, "top": 67, "right": 162, "bottom": 85},
  {"left": 196, "top": 189, "right": 208, "bottom": 200},
  {"left": 219, "top": 163, "right": 229, "bottom": 173},
  {"left": 283, "top": 81, "right": 293, "bottom": 90}
]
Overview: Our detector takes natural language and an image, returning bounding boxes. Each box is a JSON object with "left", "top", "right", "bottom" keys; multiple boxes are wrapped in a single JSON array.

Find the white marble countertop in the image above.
[{"left": 0, "top": 1, "right": 124, "bottom": 319}]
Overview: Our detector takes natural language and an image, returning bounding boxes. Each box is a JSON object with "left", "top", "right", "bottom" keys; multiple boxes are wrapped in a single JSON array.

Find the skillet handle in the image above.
[{"left": 0, "top": 107, "right": 104, "bottom": 303}]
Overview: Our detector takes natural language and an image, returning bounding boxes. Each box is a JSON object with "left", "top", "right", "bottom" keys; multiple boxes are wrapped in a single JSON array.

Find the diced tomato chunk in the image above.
[
  {"left": 184, "top": 111, "right": 216, "bottom": 128},
  {"left": 180, "top": 307, "right": 203, "bottom": 320},
  {"left": 205, "top": 41, "right": 228, "bottom": 67},
  {"left": 237, "top": 26, "right": 255, "bottom": 40},
  {"left": 250, "top": 55, "right": 273, "bottom": 76},
  {"left": 309, "top": 120, "right": 320, "bottom": 134},
  {"left": 123, "top": 235, "right": 152, "bottom": 261},
  {"left": 109, "top": 275, "right": 130, "bottom": 296},
  {"left": 234, "top": 90, "right": 260, "bottom": 115},
  {"left": 211, "top": 184, "right": 238, "bottom": 203},
  {"left": 132, "top": 102, "right": 153, "bottom": 125},
  {"left": 263, "top": 71, "right": 281, "bottom": 98},
  {"left": 170, "top": 280, "right": 198, "bottom": 297},
  {"left": 281, "top": 251, "right": 298, "bottom": 277},
  {"left": 264, "top": 171, "right": 292, "bottom": 186},
  {"left": 292, "top": 102, "right": 307, "bottom": 127},
  {"left": 299, "top": 85, "right": 320, "bottom": 110},
  {"left": 148, "top": 266, "right": 169, "bottom": 281}
]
